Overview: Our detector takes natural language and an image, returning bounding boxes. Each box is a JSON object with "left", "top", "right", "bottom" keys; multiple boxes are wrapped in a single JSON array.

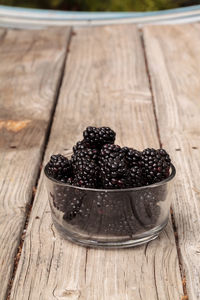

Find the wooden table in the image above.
[{"left": 0, "top": 23, "right": 199, "bottom": 300}]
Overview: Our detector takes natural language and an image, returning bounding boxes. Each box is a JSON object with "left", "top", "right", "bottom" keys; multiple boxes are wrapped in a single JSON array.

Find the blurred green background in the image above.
[{"left": 0, "top": 0, "right": 199, "bottom": 11}]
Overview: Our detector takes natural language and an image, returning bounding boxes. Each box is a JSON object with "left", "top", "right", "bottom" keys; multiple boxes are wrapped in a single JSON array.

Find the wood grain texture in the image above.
[
  {"left": 10, "top": 25, "right": 183, "bottom": 300},
  {"left": 143, "top": 23, "right": 200, "bottom": 300},
  {"left": 0, "top": 27, "right": 71, "bottom": 300}
]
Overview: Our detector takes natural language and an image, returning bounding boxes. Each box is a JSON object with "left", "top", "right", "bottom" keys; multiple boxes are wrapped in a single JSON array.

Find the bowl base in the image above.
[{"left": 53, "top": 218, "right": 168, "bottom": 249}]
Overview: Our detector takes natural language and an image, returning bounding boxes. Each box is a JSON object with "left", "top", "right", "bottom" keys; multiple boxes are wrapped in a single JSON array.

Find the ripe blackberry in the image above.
[
  {"left": 46, "top": 154, "right": 72, "bottom": 183},
  {"left": 72, "top": 142, "right": 100, "bottom": 187},
  {"left": 83, "top": 126, "right": 116, "bottom": 148},
  {"left": 123, "top": 147, "right": 142, "bottom": 167},
  {"left": 72, "top": 147, "right": 99, "bottom": 164},
  {"left": 128, "top": 165, "right": 143, "bottom": 188},
  {"left": 141, "top": 148, "right": 171, "bottom": 185},
  {"left": 99, "top": 145, "right": 143, "bottom": 188},
  {"left": 100, "top": 157, "right": 129, "bottom": 189},
  {"left": 73, "top": 140, "right": 87, "bottom": 153},
  {"left": 72, "top": 159, "right": 99, "bottom": 188},
  {"left": 99, "top": 144, "right": 125, "bottom": 163}
]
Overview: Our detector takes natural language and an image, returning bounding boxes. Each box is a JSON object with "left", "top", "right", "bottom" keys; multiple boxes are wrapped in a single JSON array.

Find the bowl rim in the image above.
[{"left": 44, "top": 163, "right": 176, "bottom": 192}]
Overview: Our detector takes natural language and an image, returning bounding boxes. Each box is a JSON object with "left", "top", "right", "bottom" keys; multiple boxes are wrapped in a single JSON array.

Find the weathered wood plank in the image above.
[
  {"left": 0, "top": 27, "right": 71, "bottom": 300},
  {"left": 143, "top": 23, "right": 200, "bottom": 300},
  {"left": 10, "top": 25, "right": 183, "bottom": 300}
]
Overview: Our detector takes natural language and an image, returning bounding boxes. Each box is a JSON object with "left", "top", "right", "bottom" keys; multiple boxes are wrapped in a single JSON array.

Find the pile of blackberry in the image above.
[
  {"left": 45, "top": 126, "right": 173, "bottom": 237},
  {"left": 46, "top": 126, "right": 171, "bottom": 189}
]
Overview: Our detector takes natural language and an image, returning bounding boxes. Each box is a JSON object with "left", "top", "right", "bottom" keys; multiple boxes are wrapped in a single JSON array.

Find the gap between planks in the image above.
[
  {"left": 139, "top": 29, "right": 162, "bottom": 148},
  {"left": 5, "top": 27, "right": 73, "bottom": 300},
  {"left": 139, "top": 27, "right": 189, "bottom": 300}
]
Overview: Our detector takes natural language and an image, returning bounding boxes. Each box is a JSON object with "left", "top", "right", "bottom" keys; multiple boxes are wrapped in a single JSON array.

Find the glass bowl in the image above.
[{"left": 44, "top": 164, "right": 176, "bottom": 248}]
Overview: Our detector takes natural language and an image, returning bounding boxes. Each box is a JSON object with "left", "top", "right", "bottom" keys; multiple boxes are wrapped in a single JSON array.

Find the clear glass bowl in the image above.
[{"left": 44, "top": 164, "right": 176, "bottom": 248}]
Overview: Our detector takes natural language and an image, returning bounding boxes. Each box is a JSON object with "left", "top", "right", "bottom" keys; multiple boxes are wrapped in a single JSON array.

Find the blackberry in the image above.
[
  {"left": 72, "top": 141, "right": 100, "bottom": 187},
  {"left": 141, "top": 148, "right": 171, "bottom": 185},
  {"left": 46, "top": 154, "right": 72, "bottom": 183},
  {"left": 124, "top": 148, "right": 142, "bottom": 167},
  {"left": 99, "top": 144, "right": 125, "bottom": 163},
  {"left": 100, "top": 157, "right": 129, "bottom": 189},
  {"left": 73, "top": 140, "right": 87, "bottom": 153},
  {"left": 72, "top": 147, "right": 99, "bottom": 164},
  {"left": 73, "top": 159, "right": 99, "bottom": 188},
  {"left": 128, "top": 165, "right": 143, "bottom": 188},
  {"left": 83, "top": 126, "right": 116, "bottom": 148},
  {"left": 121, "top": 146, "right": 129, "bottom": 154}
]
